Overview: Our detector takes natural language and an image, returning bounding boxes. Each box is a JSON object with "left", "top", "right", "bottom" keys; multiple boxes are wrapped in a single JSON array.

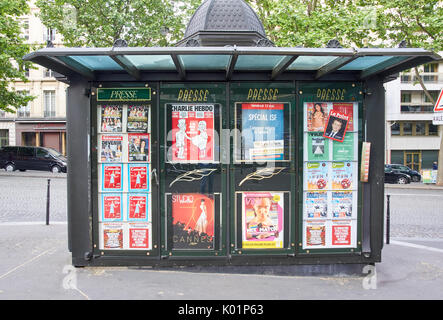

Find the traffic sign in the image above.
[{"left": 434, "top": 89, "right": 443, "bottom": 112}]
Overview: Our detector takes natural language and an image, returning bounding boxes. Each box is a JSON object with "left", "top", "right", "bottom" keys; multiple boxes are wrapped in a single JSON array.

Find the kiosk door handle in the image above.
[{"left": 151, "top": 168, "right": 159, "bottom": 186}]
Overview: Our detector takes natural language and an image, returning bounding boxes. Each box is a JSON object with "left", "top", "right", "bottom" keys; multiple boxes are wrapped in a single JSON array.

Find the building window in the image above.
[
  {"left": 0, "top": 130, "right": 8, "bottom": 147},
  {"left": 415, "top": 122, "right": 426, "bottom": 136},
  {"left": 401, "top": 92, "right": 411, "bottom": 103},
  {"left": 391, "top": 122, "right": 400, "bottom": 135},
  {"left": 423, "top": 63, "right": 438, "bottom": 83},
  {"left": 17, "top": 90, "right": 31, "bottom": 118},
  {"left": 43, "top": 27, "right": 56, "bottom": 42},
  {"left": 21, "top": 19, "right": 29, "bottom": 40},
  {"left": 402, "top": 122, "right": 412, "bottom": 135},
  {"left": 44, "top": 68, "right": 54, "bottom": 78},
  {"left": 429, "top": 124, "right": 439, "bottom": 136},
  {"left": 423, "top": 91, "right": 440, "bottom": 103},
  {"left": 44, "top": 90, "right": 56, "bottom": 117}
]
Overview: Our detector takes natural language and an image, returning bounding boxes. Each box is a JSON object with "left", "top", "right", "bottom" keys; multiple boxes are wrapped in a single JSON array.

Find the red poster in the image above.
[
  {"left": 129, "top": 165, "right": 148, "bottom": 191},
  {"left": 323, "top": 110, "right": 350, "bottom": 142},
  {"left": 103, "top": 224, "right": 124, "bottom": 249},
  {"left": 171, "top": 104, "right": 215, "bottom": 162},
  {"left": 332, "top": 225, "right": 351, "bottom": 245},
  {"left": 103, "top": 195, "right": 122, "bottom": 220},
  {"left": 128, "top": 195, "right": 147, "bottom": 220},
  {"left": 332, "top": 103, "right": 354, "bottom": 131},
  {"left": 171, "top": 193, "right": 215, "bottom": 249},
  {"left": 103, "top": 165, "right": 122, "bottom": 190},
  {"left": 129, "top": 227, "right": 149, "bottom": 249}
]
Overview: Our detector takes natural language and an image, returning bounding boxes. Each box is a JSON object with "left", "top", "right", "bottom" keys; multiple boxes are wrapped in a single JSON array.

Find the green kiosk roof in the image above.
[{"left": 24, "top": 46, "right": 441, "bottom": 82}]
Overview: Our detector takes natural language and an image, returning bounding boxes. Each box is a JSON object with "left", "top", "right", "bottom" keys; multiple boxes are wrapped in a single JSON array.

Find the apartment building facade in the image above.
[
  {"left": 0, "top": 1, "right": 67, "bottom": 154},
  {"left": 385, "top": 56, "right": 443, "bottom": 171}
]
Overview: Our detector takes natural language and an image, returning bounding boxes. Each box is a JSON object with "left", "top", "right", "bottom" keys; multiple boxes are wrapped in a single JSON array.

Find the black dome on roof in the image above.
[
  {"left": 177, "top": 0, "right": 272, "bottom": 47},
  {"left": 184, "top": 0, "right": 266, "bottom": 37}
]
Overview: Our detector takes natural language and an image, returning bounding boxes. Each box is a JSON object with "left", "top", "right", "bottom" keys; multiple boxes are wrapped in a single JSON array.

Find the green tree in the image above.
[
  {"left": 0, "top": 0, "right": 34, "bottom": 112},
  {"left": 35, "top": 0, "right": 201, "bottom": 47}
]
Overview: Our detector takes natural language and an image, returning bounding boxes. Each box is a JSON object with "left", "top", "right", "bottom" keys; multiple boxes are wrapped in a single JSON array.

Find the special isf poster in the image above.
[
  {"left": 305, "top": 191, "right": 328, "bottom": 219},
  {"left": 240, "top": 103, "right": 284, "bottom": 161},
  {"left": 127, "top": 105, "right": 149, "bottom": 133},
  {"left": 242, "top": 192, "right": 284, "bottom": 249},
  {"left": 102, "top": 164, "right": 122, "bottom": 191},
  {"left": 100, "top": 135, "right": 123, "bottom": 162},
  {"left": 305, "top": 162, "right": 329, "bottom": 190},
  {"left": 171, "top": 193, "right": 215, "bottom": 250},
  {"left": 128, "top": 194, "right": 149, "bottom": 222},
  {"left": 170, "top": 104, "right": 215, "bottom": 162},
  {"left": 101, "top": 194, "right": 122, "bottom": 221},
  {"left": 100, "top": 223, "right": 124, "bottom": 249},
  {"left": 128, "top": 164, "right": 149, "bottom": 192},
  {"left": 128, "top": 223, "right": 151, "bottom": 250},
  {"left": 100, "top": 105, "right": 123, "bottom": 133},
  {"left": 128, "top": 133, "right": 150, "bottom": 162}
]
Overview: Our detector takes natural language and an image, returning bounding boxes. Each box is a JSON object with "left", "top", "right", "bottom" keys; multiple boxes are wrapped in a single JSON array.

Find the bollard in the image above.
[
  {"left": 386, "top": 194, "right": 390, "bottom": 244},
  {"left": 46, "top": 179, "right": 51, "bottom": 225}
]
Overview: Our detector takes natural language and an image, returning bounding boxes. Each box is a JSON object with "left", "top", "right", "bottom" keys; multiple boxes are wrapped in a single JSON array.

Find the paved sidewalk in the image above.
[{"left": 0, "top": 223, "right": 442, "bottom": 300}]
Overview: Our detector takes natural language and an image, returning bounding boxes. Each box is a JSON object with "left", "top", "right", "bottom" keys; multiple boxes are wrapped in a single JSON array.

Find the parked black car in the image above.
[
  {"left": 0, "top": 146, "right": 67, "bottom": 173},
  {"left": 385, "top": 164, "right": 421, "bottom": 182},
  {"left": 384, "top": 165, "right": 411, "bottom": 184}
]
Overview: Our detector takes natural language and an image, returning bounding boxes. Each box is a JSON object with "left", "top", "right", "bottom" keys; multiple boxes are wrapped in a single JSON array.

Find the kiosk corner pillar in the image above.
[{"left": 66, "top": 76, "right": 93, "bottom": 267}]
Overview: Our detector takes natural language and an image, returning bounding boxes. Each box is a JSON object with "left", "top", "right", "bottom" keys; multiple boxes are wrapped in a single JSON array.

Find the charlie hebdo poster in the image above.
[{"left": 170, "top": 104, "right": 215, "bottom": 162}]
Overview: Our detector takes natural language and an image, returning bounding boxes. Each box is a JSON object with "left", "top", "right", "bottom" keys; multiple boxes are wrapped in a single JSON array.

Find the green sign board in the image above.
[{"left": 97, "top": 88, "right": 151, "bottom": 101}]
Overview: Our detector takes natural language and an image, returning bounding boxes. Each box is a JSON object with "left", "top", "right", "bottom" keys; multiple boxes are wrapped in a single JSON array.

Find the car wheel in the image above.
[
  {"left": 397, "top": 177, "right": 408, "bottom": 184},
  {"left": 412, "top": 176, "right": 420, "bottom": 182},
  {"left": 51, "top": 165, "right": 61, "bottom": 173},
  {"left": 5, "top": 163, "right": 15, "bottom": 172}
]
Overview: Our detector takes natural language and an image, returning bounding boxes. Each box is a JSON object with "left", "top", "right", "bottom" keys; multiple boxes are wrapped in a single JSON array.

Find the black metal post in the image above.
[
  {"left": 386, "top": 194, "right": 390, "bottom": 244},
  {"left": 46, "top": 179, "right": 51, "bottom": 225}
]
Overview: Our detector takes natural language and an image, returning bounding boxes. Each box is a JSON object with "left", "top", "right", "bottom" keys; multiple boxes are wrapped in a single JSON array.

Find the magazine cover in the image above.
[
  {"left": 128, "top": 194, "right": 149, "bottom": 222},
  {"left": 305, "top": 162, "right": 329, "bottom": 190},
  {"left": 306, "top": 102, "right": 328, "bottom": 132},
  {"left": 171, "top": 193, "right": 215, "bottom": 250},
  {"left": 305, "top": 191, "right": 328, "bottom": 219},
  {"left": 128, "top": 164, "right": 149, "bottom": 192},
  {"left": 170, "top": 104, "right": 215, "bottom": 162},
  {"left": 128, "top": 133, "right": 150, "bottom": 162},
  {"left": 128, "top": 223, "right": 151, "bottom": 250},
  {"left": 100, "top": 105, "right": 123, "bottom": 133},
  {"left": 100, "top": 135, "right": 123, "bottom": 162},
  {"left": 127, "top": 105, "right": 149, "bottom": 133},
  {"left": 332, "top": 133, "right": 354, "bottom": 161},
  {"left": 331, "top": 220, "right": 356, "bottom": 247},
  {"left": 304, "top": 220, "right": 327, "bottom": 248},
  {"left": 331, "top": 162, "right": 354, "bottom": 190},
  {"left": 100, "top": 223, "right": 124, "bottom": 249},
  {"left": 101, "top": 194, "right": 123, "bottom": 221},
  {"left": 306, "top": 132, "right": 329, "bottom": 161},
  {"left": 240, "top": 103, "right": 285, "bottom": 161},
  {"left": 332, "top": 103, "right": 355, "bottom": 131},
  {"left": 323, "top": 110, "right": 350, "bottom": 142},
  {"left": 242, "top": 192, "right": 284, "bottom": 249},
  {"left": 331, "top": 191, "right": 353, "bottom": 218},
  {"left": 101, "top": 164, "right": 123, "bottom": 192}
]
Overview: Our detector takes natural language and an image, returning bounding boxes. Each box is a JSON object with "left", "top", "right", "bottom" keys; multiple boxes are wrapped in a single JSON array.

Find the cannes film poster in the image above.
[
  {"left": 128, "top": 164, "right": 149, "bottom": 192},
  {"left": 128, "top": 194, "right": 149, "bottom": 222},
  {"left": 242, "top": 192, "right": 284, "bottom": 249},
  {"left": 101, "top": 105, "right": 123, "bottom": 133},
  {"left": 170, "top": 104, "right": 215, "bottom": 162},
  {"left": 100, "top": 135, "right": 123, "bottom": 162},
  {"left": 101, "top": 194, "right": 122, "bottom": 221},
  {"left": 240, "top": 103, "right": 285, "bottom": 161},
  {"left": 128, "top": 133, "right": 150, "bottom": 162},
  {"left": 171, "top": 193, "right": 215, "bottom": 250},
  {"left": 127, "top": 105, "right": 149, "bottom": 133}
]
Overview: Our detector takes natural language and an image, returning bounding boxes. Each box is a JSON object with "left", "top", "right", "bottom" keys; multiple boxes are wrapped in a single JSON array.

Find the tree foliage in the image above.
[
  {"left": 35, "top": 0, "right": 202, "bottom": 47},
  {"left": 0, "top": 0, "right": 34, "bottom": 112}
]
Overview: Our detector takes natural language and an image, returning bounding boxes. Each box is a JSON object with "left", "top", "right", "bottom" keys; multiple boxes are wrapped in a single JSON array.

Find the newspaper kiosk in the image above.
[{"left": 24, "top": 0, "right": 441, "bottom": 268}]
